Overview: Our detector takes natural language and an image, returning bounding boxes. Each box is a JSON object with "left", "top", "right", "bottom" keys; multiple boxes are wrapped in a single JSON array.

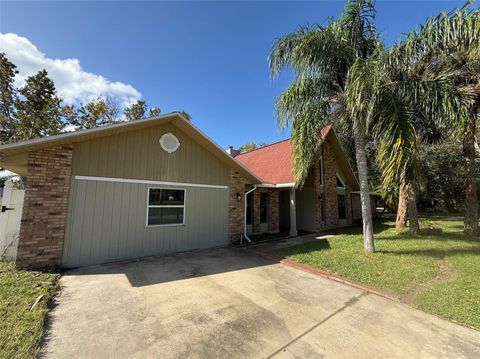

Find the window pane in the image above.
[
  {"left": 336, "top": 175, "right": 345, "bottom": 188},
  {"left": 160, "top": 189, "right": 184, "bottom": 205},
  {"left": 338, "top": 194, "right": 346, "bottom": 219},
  {"left": 149, "top": 188, "right": 184, "bottom": 205},
  {"left": 149, "top": 188, "right": 162, "bottom": 205},
  {"left": 148, "top": 207, "right": 184, "bottom": 225}
]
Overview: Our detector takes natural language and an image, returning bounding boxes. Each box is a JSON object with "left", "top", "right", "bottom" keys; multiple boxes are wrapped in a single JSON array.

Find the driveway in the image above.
[{"left": 43, "top": 247, "right": 480, "bottom": 358}]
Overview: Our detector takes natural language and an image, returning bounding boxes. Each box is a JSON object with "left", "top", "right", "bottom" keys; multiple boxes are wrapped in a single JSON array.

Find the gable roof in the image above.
[
  {"left": 0, "top": 112, "right": 263, "bottom": 183},
  {"left": 236, "top": 125, "right": 360, "bottom": 190}
]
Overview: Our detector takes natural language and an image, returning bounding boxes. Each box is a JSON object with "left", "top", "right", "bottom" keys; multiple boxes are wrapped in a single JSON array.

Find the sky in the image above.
[{"left": 0, "top": 0, "right": 470, "bottom": 149}]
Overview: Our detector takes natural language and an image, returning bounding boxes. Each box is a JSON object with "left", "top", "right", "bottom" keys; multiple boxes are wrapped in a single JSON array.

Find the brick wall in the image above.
[
  {"left": 322, "top": 140, "right": 339, "bottom": 229},
  {"left": 229, "top": 169, "right": 248, "bottom": 243},
  {"left": 16, "top": 145, "right": 73, "bottom": 268},
  {"left": 268, "top": 189, "right": 279, "bottom": 233}
]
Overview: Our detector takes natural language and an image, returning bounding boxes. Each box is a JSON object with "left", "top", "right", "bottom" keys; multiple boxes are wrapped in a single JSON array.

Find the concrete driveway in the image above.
[{"left": 43, "top": 247, "right": 480, "bottom": 358}]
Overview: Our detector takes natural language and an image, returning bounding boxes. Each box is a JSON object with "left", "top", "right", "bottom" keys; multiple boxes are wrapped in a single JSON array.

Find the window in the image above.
[
  {"left": 260, "top": 192, "right": 268, "bottom": 223},
  {"left": 147, "top": 188, "right": 185, "bottom": 226},
  {"left": 319, "top": 158, "right": 324, "bottom": 185},
  {"left": 336, "top": 174, "right": 346, "bottom": 188},
  {"left": 338, "top": 194, "right": 346, "bottom": 219}
]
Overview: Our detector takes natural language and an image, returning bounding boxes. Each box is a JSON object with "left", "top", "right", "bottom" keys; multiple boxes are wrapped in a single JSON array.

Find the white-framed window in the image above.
[
  {"left": 147, "top": 187, "right": 185, "bottom": 227},
  {"left": 336, "top": 174, "right": 346, "bottom": 188}
]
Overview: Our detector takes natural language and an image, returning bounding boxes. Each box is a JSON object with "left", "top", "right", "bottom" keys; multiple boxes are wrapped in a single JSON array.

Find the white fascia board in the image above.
[{"left": 256, "top": 183, "right": 295, "bottom": 188}]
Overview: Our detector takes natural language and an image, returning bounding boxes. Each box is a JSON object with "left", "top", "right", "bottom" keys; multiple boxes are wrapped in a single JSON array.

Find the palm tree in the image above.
[
  {"left": 400, "top": 3, "right": 480, "bottom": 235},
  {"left": 269, "top": 0, "right": 379, "bottom": 252},
  {"left": 346, "top": 3, "right": 478, "bottom": 235}
]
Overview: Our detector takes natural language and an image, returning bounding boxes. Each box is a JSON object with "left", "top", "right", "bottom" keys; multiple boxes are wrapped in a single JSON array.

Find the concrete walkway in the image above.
[{"left": 43, "top": 247, "right": 480, "bottom": 358}]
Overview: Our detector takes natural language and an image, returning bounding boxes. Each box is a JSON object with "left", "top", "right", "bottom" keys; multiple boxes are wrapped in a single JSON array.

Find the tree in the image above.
[
  {"left": 269, "top": 0, "right": 378, "bottom": 252},
  {"left": 178, "top": 110, "right": 192, "bottom": 121},
  {"left": 15, "top": 70, "right": 64, "bottom": 140},
  {"left": 124, "top": 100, "right": 146, "bottom": 121},
  {"left": 399, "top": 4, "right": 480, "bottom": 235},
  {"left": 71, "top": 97, "right": 119, "bottom": 129},
  {"left": 0, "top": 53, "right": 19, "bottom": 144},
  {"left": 347, "top": 3, "right": 477, "bottom": 235},
  {"left": 239, "top": 142, "right": 257, "bottom": 153},
  {"left": 419, "top": 140, "right": 467, "bottom": 212},
  {"left": 149, "top": 107, "right": 161, "bottom": 117}
]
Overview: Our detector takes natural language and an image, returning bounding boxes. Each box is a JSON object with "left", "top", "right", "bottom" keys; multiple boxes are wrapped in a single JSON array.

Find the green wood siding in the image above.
[
  {"left": 71, "top": 123, "right": 230, "bottom": 185},
  {"left": 63, "top": 180, "right": 229, "bottom": 268},
  {"left": 63, "top": 123, "right": 232, "bottom": 267}
]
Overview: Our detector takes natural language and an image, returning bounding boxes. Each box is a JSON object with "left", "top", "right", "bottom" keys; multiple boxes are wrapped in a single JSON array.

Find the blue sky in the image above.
[{"left": 0, "top": 0, "right": 469, "bottom": 149}]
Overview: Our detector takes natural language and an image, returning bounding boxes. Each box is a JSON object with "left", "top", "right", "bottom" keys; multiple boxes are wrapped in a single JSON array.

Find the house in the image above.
[{"left": 0, "top": 113, "right": 374, "bottom": 268}]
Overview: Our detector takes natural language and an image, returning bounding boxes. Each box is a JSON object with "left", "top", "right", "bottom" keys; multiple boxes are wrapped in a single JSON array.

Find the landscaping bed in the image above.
[
  {"left": 0, "top": 262, "right": 60, "bottom": 358},
  {"left": 272, "top": 217, "right": 480, "bottom": 329}
]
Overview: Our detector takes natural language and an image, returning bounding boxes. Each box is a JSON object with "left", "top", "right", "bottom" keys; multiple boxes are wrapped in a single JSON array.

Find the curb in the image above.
[{"left": 257, "top": 251, "right": 400, "bottom": 302}]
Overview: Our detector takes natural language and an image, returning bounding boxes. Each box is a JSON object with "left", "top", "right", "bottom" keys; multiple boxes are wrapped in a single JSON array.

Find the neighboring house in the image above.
[{"left": 0, "top": 113, "right": 374, "bottom": 269}]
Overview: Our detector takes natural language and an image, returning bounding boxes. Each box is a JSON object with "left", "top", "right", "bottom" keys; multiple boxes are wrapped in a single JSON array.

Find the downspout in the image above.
[{"left": 241, "top": 186, "right": 257, "bottom": 245}]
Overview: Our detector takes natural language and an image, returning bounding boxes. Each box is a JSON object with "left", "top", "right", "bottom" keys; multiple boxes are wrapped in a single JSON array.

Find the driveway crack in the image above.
[{"left": 265, "top": 291, "right": 368, "bottom": 359}]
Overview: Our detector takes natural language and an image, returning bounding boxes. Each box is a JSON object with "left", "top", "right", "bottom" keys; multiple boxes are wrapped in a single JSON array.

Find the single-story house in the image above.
[{"left": 0, "top": 113, "right": 375, "bottom": 268}]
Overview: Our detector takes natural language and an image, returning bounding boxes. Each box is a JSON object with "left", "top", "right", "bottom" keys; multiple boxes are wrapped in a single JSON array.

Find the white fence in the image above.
[{"left": 0, "top": 180, "right": 24, "bottom": 261}]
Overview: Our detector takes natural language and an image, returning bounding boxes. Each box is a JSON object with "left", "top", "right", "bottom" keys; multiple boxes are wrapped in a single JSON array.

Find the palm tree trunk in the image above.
[
  {"left": 396, "top": 181, "right": 408, "bottom": 230},
  {"left": 406, "top": 182, "right": 420, "bottom": 235},
  {"left": 463, "top": 105, "right": 479, "bottom": 236},
  {"left": 353, "top": 119, "right": 375, "bottom": 253}
]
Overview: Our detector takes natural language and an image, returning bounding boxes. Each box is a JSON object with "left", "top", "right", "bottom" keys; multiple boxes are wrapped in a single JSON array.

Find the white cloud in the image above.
[{"left": 0, "top": 33, "right": 141, "bottom": 107}]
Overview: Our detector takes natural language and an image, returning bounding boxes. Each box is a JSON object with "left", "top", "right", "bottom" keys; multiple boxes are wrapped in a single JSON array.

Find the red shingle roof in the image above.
[{"left": 236, "top": 125, "right": 332, "bottom": 184}]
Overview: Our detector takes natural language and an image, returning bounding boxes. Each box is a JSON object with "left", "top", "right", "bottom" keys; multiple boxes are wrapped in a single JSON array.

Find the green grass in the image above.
[
  {"left": 273, "top": 217, "right": 480, "bottom": 329},
  {"left": 0, "top": 263, "right": 60, "bottom": 359}
]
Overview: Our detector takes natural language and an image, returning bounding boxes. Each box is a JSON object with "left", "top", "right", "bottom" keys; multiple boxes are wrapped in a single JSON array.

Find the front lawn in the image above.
[
  {"left": 272, "top": 217, "right": 480, "bottom": 329},
  {"left": 0, "top": 262, "right": 60, "bottom": 358}
]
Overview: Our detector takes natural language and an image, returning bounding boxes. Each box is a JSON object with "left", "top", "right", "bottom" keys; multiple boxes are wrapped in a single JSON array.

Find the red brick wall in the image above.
[
  {"left": 268, "top": 189, "right": 279, "bottom": 233},
  {"left": 16, "top": 145, "right": 73, "bottom": 268},
  {"left": 229, "top": 169, "right": 249, "bottom": 243},
  {"left": 323, "top": 140, "right": 339, "bottom": 229}
]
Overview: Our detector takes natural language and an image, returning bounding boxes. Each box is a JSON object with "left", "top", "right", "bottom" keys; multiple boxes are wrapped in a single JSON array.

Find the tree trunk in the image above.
[
  {"left": 396, "top": 181, "right": 408, "bottom": 230},
  {"left": 406, "top": 182, "right": 420, "bottom": 235},
  {"left": 353, "top": 119, "right": 375, "bottom": 253},
  {"left": 463, "top": 105, "right": 479, "bottom": 236}
]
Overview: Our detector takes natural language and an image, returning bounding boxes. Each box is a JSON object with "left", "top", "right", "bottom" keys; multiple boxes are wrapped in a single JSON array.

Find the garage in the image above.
[
  {"left": 62, "top": 178, "right": 229, "bottom": 267},
  {"left": 0, "top": 113, "right": 262, "bottom": 268}
]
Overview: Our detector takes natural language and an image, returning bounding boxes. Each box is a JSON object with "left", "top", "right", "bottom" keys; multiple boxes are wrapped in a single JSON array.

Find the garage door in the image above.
[{"left": 62, "top": 177, "right": 229, "bottom": 268}]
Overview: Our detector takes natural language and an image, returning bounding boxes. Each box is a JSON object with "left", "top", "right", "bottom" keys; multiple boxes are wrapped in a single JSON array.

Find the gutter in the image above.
[{"left": 241, "top": 186, "right": 257, "bottom": 245}]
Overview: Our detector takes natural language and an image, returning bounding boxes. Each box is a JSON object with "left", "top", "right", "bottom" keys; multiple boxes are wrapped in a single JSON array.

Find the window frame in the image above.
[{"left": 146, "top": 187, "right": 186, "bottom": 228}]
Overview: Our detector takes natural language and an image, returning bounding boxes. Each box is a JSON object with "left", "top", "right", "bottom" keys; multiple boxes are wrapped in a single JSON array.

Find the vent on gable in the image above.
[{"left": 159, "top": 133, "right": 180, "bottom": 153}]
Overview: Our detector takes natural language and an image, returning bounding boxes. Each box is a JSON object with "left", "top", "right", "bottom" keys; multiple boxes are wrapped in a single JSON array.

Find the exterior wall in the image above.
[
  {"left": 16, "top": 145, "right": 73, "bottom": 268},
  {"left": 312, "top": 139, "right": 355, "bottom": 231},
  {"left": 63, "top": 180, "right": 228, "bottom": 268},
  {"left": 71, "top": 123, "right": 230, "bottom": 186},
  {"left": 267, "top": 189, "right": 279, "bottom": 232},
  {"left": 229, "top": 169, "right": 248, "bottom": 243},
  {"left": 296, "top": 170, "right": 316, "bottom": 232},
  {"left": 351, "top": 193, "right": 378, "bottom": 223},
  {"left": 322, "top": 140, "right": 339, "bottom": 229},
  {"left": 250, "top": 188, "right": 280, "bottom": 234}
]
